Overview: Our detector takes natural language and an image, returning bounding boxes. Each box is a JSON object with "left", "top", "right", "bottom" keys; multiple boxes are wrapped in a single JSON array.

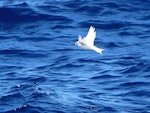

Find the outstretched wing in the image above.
[
  {"left": 78, "top": 35, "right": 82, "bottom": 42},
  {"left": 83, "top": 26, "right": 96, "bottom": 45}
]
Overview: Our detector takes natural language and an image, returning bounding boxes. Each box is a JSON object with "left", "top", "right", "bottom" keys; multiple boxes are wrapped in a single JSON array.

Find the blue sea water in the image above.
[{"left": 0, "top": 0, "right": 150, "bottom": 113}]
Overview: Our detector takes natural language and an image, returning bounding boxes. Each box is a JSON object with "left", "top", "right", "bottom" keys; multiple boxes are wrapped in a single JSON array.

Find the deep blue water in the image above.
[{"left": 0, "top": 0, "right": 150, "bottom": 113}]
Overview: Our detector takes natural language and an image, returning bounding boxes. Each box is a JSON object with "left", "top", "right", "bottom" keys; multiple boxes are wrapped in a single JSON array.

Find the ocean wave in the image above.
[
  {"left": 0, "top": 7, "right": 73, "bottom": 23},
  {"left": 0, "top": 0, "right": 150, "bottom": 113},
  {"left": 0, "top": 49, "right": 48, "bottom": 58}
]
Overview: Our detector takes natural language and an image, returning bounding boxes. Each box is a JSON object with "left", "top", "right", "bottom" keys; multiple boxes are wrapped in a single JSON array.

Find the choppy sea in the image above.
[{"left": 0, "top": 0, "right": 150, "bottom": 113}]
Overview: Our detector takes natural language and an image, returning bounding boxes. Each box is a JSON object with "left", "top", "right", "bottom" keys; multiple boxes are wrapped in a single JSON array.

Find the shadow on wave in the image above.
[
  {"left": 0, "top": 7, "right": 73, "bottom": 23},
  {"left": 0, "top": 49, "right": 48, "bottom": 58}
]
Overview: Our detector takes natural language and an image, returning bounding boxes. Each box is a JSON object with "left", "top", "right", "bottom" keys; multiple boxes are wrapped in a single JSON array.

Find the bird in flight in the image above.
[{"left": 75, "top": 26, "right": 104, "bottom": 54}]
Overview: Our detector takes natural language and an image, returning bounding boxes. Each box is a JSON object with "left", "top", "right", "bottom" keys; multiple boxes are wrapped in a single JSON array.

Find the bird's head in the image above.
[
  {"left": 75, "top": 41, "right": 81, "bottom": 46},
  {"left": 75, "top": 35, "right": 82, "bottom": 46}
]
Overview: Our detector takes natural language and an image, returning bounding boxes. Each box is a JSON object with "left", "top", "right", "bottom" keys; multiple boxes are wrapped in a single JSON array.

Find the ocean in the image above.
[{"left": 0, "top": 0, "right": 150, "bottom": 113}]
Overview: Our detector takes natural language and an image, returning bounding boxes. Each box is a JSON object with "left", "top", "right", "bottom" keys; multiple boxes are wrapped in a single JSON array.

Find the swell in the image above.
[
  {"left": 0, "top": 7, "right": 73, "bottom": 23},
  {"left": 0, "top": 82, "right": 59, "bottom": 113},
  {"left": 0, "top": 49, "right": 48, "bottom": 58},
  {"left": 0, "top": 0, "right": 150, "bottom": 113},
  {"left": 79, "top": 21, "right": 126, "bottom": 30}
]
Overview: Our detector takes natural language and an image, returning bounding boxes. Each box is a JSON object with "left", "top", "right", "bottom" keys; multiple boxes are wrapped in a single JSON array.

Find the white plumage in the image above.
[{"left": 75, "top": 26, "right": 103, "bottom": 54}]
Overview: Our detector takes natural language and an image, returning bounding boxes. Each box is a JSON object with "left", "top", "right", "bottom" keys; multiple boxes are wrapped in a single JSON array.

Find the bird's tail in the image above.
[{"left": 92, "top": 46, "right": 104, "bottom": 54}]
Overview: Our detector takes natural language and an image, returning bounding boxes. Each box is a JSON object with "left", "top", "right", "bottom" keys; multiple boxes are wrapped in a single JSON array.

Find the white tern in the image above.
[{"left": 75, "top": 26, "right": 104, "bottom": 54}]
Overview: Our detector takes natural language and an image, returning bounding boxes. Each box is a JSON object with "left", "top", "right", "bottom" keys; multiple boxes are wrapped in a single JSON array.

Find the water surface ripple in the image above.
[{"left": 0, "top": 0, "right": 150, "bottom": 113}]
